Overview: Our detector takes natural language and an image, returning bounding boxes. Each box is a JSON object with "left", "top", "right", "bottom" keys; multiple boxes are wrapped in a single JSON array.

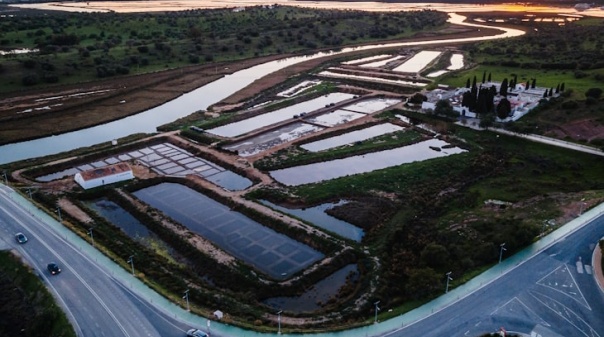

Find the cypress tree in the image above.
[
  {"left": 560, "top": 82, "right": 565, "bottom": 92},
  {"left": 488, "top": 72, "right": 492, "bottom": 82},
  {"left": 466, "top": 78, "right": 471, "bottom": 88},
  {"left": 482, "top": 71, "right": 486, "bottom": 83},
  {"left": 500, "top": 78, "right": 508, "bottom": 96},
  {"left": 532, "top": 78, "right": 536, "bottom": 89}
]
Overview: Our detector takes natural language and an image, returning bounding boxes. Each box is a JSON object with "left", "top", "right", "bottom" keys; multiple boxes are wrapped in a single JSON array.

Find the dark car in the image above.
[
  {"left": 15, "top": 232, "right": 28, "bottom": 244},
  {"left": 186, "top": 329, "right": 208, "bottom": 337},
  {"left": 47, "top": 263, "right": 61, "bottom": 275}
]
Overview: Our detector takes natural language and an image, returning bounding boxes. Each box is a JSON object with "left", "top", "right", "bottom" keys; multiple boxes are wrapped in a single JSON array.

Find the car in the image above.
[
  {"left": 186, "top": 328, "right": 209, "bottom": 337},
  {"left": 47, "top": 263, "right": 61, "bottom": 275},
  {"left": 15, "top": 232, "right": 28, "bottom": 244}
]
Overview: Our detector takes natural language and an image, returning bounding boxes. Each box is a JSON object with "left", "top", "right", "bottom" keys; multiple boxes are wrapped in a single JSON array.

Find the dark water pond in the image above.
[
  {"left": 260, "top": 200, "right": 363, "bottom": 242},
  {"left": 133, "top": 183, "right": 324, "bottom": 280},
  {"left": 264, "top": 264, "right": 359, "bottom": 313},
  {"left": 86, "top": 198, "right": 154, "bottom": 239}
]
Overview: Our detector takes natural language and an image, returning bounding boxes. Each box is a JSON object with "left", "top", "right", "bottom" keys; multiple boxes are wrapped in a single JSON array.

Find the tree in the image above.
[
  {"left": 487, "top": 72, "right": 492, "bottom": 82},
  {"left": 496, "top": 97, "right": 512, "bottom": 119},
  {"left": 408, "top": 93, "right": 427, "bottom": 104},
  {"left": 466, "top": 78, "right": 471, "bottom": 88},
  {"left": 585, "top": 87, "right": 602, "bottom": 99},
  {"left": 560, "top": 82, "right": 565, "bottom": 92},
  {"left": 420, "top": 243, "right": 449, "bottom": 270},
  {"left": 434, "top": 99, "right": 456, "bottom": 117},
  {"left": 482, "top": 70, "right": 486, "bottom": 83},
  {"left": 499, "top": 78, "right": 508, "bottom": 96},
  {"left": 555, "top": 83, "right": 560, "bottom": 94},
  {"left": 472, "top": 75, "right": 477, "bottom": 88}
]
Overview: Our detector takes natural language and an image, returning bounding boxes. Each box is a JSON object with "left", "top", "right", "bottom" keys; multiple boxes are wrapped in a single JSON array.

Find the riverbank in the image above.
[{"left": 0, "top": 21, "right": 503, "bottom": 147}]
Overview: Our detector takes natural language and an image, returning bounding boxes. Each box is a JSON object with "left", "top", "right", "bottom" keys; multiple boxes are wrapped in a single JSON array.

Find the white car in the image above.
[{"left": 186, "top": 328, "right": 208, "bottom": 337}]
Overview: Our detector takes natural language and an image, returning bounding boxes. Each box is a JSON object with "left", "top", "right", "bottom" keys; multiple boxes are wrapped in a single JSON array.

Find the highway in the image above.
[
  {"left": 2, "top": 180, "right": 604, "bottom": 337},
  {"left": 0, "top": 185, "right": 190, "bottom": 337}
]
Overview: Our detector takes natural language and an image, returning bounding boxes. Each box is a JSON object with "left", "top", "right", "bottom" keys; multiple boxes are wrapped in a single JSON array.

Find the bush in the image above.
[
  {"left": 585, "top": 87, "right": 603, "bottom": 99},
  {"left": 561, "top": 100, "right": 579, "bottom": 110},
  {"left": 22, "top": 74, "right": 39, "bottom": 86}
]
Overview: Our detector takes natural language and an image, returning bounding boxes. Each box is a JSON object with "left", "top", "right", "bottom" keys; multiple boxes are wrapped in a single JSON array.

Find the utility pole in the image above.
[
  {"left": 277, "top": 310, "right": 282, "bottom": 334},
  {"left": 56, "top": 206, "right": 62, "bottom": 222},
  {"left": 127, "top": 255, "right": 134, "bottom": 276},
  {"left": 183, "top": 289, "right": 190, "bottom": 311},
  {"left": 445, "top": 272, "right": 453, "bottom": 293},
  {"left": 88, "top": 227, "right": 94, "bottom": 247},
  {"left": 374, "top": 301, "right": 380, "bottom": 324}
]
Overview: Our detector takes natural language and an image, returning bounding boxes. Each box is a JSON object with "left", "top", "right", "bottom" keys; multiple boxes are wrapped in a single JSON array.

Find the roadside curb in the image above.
[{"left": 592, "top": 238, "right": 604, "bottom": 294}]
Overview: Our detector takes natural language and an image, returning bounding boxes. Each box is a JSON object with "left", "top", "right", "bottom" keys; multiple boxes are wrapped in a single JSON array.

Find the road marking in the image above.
[
  {"left": 576, "top": 260, "right": 584, "bottom": 274},
  {"left": 585, "top": 265, "right": 592, "bottom": 274}
]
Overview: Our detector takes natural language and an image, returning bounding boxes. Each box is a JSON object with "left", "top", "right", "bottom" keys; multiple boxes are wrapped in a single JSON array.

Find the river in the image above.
[{"left": 0, "top": 13, "right": 527, "bottom": 165}]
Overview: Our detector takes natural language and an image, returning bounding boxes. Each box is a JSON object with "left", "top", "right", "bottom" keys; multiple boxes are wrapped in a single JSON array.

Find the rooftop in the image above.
[{"left": 78, "top": 162, "right": 131, "bottom": 181}]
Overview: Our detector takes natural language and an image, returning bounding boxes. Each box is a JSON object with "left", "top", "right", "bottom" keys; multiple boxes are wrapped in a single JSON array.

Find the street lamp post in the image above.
[
  {"left": 127, "top": 255, "right": 134, "bottom": 276},
  {"left": 27, "top": 188, "right": 33, "bottom": 199},
  {"left": 499, "top": 243, "right": 507, "bottom": 264},
  {"left": 183, "top": 289, "right": 190, "bottom": 311},
  {"left": 277, "top": 310, "right": 282, "bottom": 335},
  {"left": 445, "top": 272, "right": 453, "bottom": 293},
  {"left": 56, "top": 206, "right": 62, "bottom": 222},
  {"left": 88, "top": 227, "right": 94, "bottom": 247},
  {"left": 1, "top": 171, "right": 7, "bottom": 184},
  {"left": 374, "top": 301, "right": 380, "bottom": 324}
]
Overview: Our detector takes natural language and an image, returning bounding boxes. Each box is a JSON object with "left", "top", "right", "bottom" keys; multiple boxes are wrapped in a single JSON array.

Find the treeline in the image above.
[
  {"left": 467, "top": 23, "right": 604, "bottom": 72},
  {"left": 0, "top": 6, "right": 447, "bottom": 90}
]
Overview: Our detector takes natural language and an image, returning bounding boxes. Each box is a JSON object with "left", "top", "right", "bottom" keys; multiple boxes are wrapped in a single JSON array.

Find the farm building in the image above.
[{"left": 74, "top": 162, "right": 134, "bottom": 189}]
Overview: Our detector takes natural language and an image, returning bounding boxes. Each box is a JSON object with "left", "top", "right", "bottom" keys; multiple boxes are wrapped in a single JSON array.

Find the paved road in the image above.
[
  {"left": 0, "top": 185, "right": 190, "bottom": 337},
  {"left": 377, "top": 210, "right": 604, "bottom": 337}
]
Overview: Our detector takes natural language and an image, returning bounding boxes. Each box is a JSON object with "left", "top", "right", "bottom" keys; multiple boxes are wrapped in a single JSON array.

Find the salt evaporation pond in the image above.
[
  {"left": 359, "top": 55, "right": 404, "bottom": 68},
  {"left": 133, "top": 183, "right": 324, "bottom": 279},
  {"left": 264, "top": 264, "right": 359, "bottom": 312},
  {"left": 342, "top": 54, "right": 390, "bottom": 65},
  {"left": 305, "top": 109, "right": 366, "bottom": 127},
  {"left": 260, "top": 200, "right": 363, "bottom": 242},
  {"left": 301, "top": 123, "right": 404, "bottom": 152},
  {"left": 318, "top": 70, "right": 426, "bottom": 87},
  {"left": 343, "top": 98, "right": 401, "bottom": 113},
  {"left": 224, "top": 122, "right": 324, "bottom": 157},
  {"left": 392, "top": 50, "right": 442, "bottom": 73},
  {"left": 271, "top": 138, "right": 466, "bottom": 186},
  {"left": 36, "top": 142, "right": 252, "bottom": 191},
  {"left": 207, "top": 93, "right": 355, "bottom": 138},
  {"left": 448, "top": 53, "right": 464, "bottom": 70},
  {"left": 86, "top": 198, "right": 154, "bottom": 239}
]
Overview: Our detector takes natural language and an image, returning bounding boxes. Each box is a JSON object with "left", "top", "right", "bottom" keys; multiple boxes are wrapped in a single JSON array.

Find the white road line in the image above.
[{"left": 585, "top": 265, "right": 592, "bottom": 274}]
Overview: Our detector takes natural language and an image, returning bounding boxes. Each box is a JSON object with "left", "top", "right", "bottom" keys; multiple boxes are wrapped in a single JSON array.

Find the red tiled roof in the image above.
[{"left": 78, "top": 162, "right": 131, "bottom": 181}]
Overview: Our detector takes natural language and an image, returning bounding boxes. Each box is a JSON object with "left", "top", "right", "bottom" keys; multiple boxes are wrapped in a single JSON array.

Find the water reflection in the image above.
[
  {"left": 264, "top": 264, "right": 359, "bottom": 313},
  {"left": 271, "top": 138, "right": 466, "bottom": 186},
  {"left": 260, "top": 200, "right": 363, "bottom": 242},
  {"left": 85, "top": 198, "right": 153, "bottom": 239},
  {"left": 133, "top": 183, "right": 324, "bottom": 279}
]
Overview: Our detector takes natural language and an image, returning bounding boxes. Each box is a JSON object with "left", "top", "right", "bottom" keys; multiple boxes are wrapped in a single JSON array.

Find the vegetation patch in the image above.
[{"left": 0, "top": 251, "right": 76, "bottom": 337}]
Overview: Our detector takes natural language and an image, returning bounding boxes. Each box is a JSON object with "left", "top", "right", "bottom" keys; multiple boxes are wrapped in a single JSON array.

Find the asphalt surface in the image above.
[{"left": 0, "top": 185, "right": 190, "bottom": 337}]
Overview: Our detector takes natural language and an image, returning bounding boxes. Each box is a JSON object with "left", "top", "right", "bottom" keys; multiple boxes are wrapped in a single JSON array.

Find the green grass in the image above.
[{"left": 439, "top": 65, "right": 603, "bottom": 99}]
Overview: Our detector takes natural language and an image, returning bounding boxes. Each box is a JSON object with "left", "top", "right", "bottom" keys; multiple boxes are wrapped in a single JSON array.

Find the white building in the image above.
[{"left": 74, "top": 163, "right": 134, "bottom": 189}]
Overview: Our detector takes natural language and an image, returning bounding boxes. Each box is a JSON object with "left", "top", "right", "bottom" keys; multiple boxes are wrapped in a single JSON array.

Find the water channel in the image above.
[{"left": 0, "top": 14, "right": 525, "bottom": 165}]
